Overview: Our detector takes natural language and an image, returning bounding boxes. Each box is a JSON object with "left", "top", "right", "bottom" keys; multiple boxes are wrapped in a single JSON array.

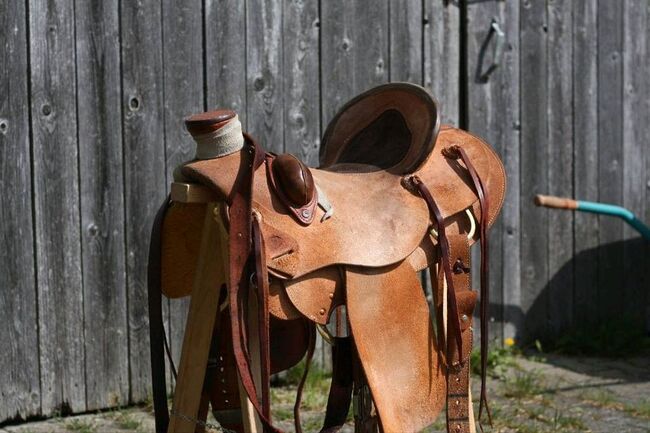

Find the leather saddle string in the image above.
[
  {"left": 443, "top": 145, "right": 491, "bottom": 424},
  {"left": 411, "top": 176, "right": 464, "bottom": 361},
  {"left": 227, "top": 137, "right": 283, "bottom": 433},
  {"left": 293, "top": 322, "right": 316, "bottom": 433},
  {"left": 252, "top": 217, "right": 272, "bottom": 420},
  {"left": 148, "top": 196, "right": 172, "bottom": 433}
]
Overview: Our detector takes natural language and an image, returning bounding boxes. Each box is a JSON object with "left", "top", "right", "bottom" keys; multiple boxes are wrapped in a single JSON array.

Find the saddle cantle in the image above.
[{"left": 150, "top": 83, "right": 506, "bottom": 433}]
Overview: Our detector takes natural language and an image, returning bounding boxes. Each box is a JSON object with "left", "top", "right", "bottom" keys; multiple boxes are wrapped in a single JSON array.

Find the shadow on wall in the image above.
[{"left": 500, "top": 237, "right": 649, "bottom": 354}]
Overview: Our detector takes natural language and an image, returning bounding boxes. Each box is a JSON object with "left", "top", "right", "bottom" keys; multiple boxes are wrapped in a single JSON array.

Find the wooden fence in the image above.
[{"left": 1, "top": 0, "right": 648, "bottom": 423}]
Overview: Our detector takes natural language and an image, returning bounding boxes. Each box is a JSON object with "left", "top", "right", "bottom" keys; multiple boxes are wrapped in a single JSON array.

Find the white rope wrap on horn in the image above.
[{"left": 193, "top": 115, "right": 244, "bottom": 160}]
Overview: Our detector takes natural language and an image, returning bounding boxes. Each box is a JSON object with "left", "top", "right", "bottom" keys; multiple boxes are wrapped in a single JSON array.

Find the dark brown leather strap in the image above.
[
  {"left": 226, "top": 136, "right": 283, "bottom": 433},
  {"left": 444, "top": 234, "right": 476, "bottom": 433},
  {"left": 208, "top": 309, "right": 245, "bottom": 433},
  {"left": 293, "top": 322, "right": 316, "bottom": 433},
  {"left": 252, "top": 216, "right": 272, "bottom": 419},
  {"left": 319, "top": 336, "right": 354, "bottom": 433},
  {"left": 148, "top": 197, "right": 172, "bottom": 433},
  {"left": 443, "top": 145, "right": 491, "bottom": 424},
  {"left": 411, "top": 176, "right": 464, "bottom": 361}
]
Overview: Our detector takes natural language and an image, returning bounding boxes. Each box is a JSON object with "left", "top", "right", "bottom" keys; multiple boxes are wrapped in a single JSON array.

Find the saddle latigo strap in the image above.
[
  {"left": 226, "top": 136, "right": 281, "bottom": 431},
  {"left": 442, "top": 235, "right": 477, "bottom": 433},
  {"left": 443, "top": 145, "right": 492, "bottom": 423}
]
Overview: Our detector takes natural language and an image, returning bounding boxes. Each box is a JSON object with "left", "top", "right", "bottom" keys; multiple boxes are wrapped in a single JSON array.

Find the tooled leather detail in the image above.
[{"left": 266, "top": 154, "right": 318, "bottom": 225}]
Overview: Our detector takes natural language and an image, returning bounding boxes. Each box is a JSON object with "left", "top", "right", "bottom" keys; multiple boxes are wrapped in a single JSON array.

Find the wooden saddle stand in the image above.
[{"left": 148, "top": 83, "right": 506, "bottom": 433}]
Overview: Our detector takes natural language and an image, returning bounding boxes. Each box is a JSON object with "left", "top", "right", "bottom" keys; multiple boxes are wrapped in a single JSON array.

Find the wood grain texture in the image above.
[
  {"left": 29, "top": 0, "right": 85, "bottom": 414},
  {"left": 466, "top": 0, "right": 520, "bottom": 344},
  {"left": 645, "top": 1, "right": 650, "bottom": 334},
  {"left": 597, "top": 0, "right": 625, "bottom": 319},
  {"left": 390, "top": 0, "right": 423, "bottom": 83},
  {"left": 121, "top": 0, "right": 166, "bottom": 402},
  {"left": 161, "top": 0, "right": 204, "bottom": 387},
  {"left": 546, "top": 0, "right": 574, "bottom": 336},
  {"left": 622, "top": 0, "right": 649, "bottom": 322},
  {"left": 205, "top": 0, "right": 247, "bottom": 125},
  {"left": 321, "top": 0, "right": 389, "bottom": 125},
  {"left": 520, "top": 0, "right": 549, "bottom": 339},
  {"left": 424, "top": 0, "right": 460, "bottom": 125},
  {"left": 572, "top": 0, "right": 600, "bottom": 328},
  {"left": 75, "top": 0, "right": 128, "bottom": 410},
  {"left": 247, "top": 0, "right": 284, "bottom": 153},
  {"left": 0, "top": 0, "right": 40, "bottom": 420},
  {"left": 283, "top": 0, "right": 320, "bottom": 166},
  {"left": 498, "top": 0, "right": 521, "bottom": 343}
]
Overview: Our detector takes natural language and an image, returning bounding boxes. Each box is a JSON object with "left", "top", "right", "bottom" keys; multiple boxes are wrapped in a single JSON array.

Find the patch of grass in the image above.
[
  {"left": 64, "top": 419, "right": 95, "bottom": 433},
  {"left": 582, "top": 390, "right": 618, "bottom": 407},
  {"left": 470, "top": 345, "right": 520, "bottom": 378},
  {"left": 114, "top": 412, "right": 141, "bottom": 430},
  {"left": 272, "top": 405, "right": 293, "bottom": 421},
  {"left": 278, "top": 360, "right": 331, "bottom": 387},
  {"left": 274, "top": 360, "right": 332, "bottom": 412},
  {"left": 623, "top": 399, "right": 650, "bottom": 419},
  {"left": 552, "top": 408, "right": 587, "bottom": 431},
  {"left": 543, "top": 317, "right": 650, "bottom": 357},
  {"left": 502, "top": 369, "right": 546, "bottom": 399}
]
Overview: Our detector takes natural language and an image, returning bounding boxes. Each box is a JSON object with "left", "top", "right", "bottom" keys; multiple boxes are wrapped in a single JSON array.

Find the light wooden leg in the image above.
[{"left": 168, "top": 203, "right": 226, "bottom": 433}]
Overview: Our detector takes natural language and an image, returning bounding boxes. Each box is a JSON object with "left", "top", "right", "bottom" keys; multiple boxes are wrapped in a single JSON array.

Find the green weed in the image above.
[
  {"left": 502, "top": 369, "right": 546, "bottom": 399},
  {"left": 64, "top": 419, "right": 95, "bottom": 433}
]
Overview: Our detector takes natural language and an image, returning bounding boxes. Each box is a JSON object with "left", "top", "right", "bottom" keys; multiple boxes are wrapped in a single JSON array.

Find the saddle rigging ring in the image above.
[{"left": 430, "top": 208, "right": 477, "bottom": 240}]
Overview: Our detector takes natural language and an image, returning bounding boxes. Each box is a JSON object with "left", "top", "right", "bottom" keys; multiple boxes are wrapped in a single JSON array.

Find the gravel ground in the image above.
[{"left": 2, "top": 353, "right": 648, "bottom": 433}]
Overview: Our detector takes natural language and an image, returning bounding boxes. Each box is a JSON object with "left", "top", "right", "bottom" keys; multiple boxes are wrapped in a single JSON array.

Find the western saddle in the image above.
[{"left": 148, "top": 83, "right": 506, "bottom": 433}]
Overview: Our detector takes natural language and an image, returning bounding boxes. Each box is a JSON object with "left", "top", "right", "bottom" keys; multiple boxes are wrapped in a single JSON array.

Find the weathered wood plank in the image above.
[
  {"left": 597, "top": 0, "right": 625, "bottom": 319},
  {"left": 622, "top": 0, "right": 648, "bottom": 323},
  {"left": 572, "top": 0, "right": 600, "bottom": 331},
  {"left": 29, "top": 0, "right": 85, "bottom": 414},
  {"left": 645, "top": 0, "right": 650, "bottom": 334},
  {"left": 121, "top": 0, "right": 166, "bottom": 402},
  {"left": 390, "top": 0, "right": 423, "bottom": 83},
  {"left": 205, "top": 0, "right": 247, "bottom": 125},
  {"left": 321, "top": 0, "right": 389, "bottom": 125},
  {"left": 161, "top": 0, "right": 204, "bottom": 387},
  {"left": 0, "top": 0, "right": 40, "bottom": 421},
  {"left": 75, "top": 0, "right": 128, "bottom": 410},
  {"left": 424, "top": 0, "right": 460, "bottom": 125},
  {"left": 497, "top": 0, "right": 521, "bottom": 344},
  {"left": 319, "top": 0, "right": 389, "bottom": 367},
  {"left": 546, "top": 0, "right": 574, "bottom": 336},
  {"left": 520, "top": 0, "right": 549, "bottom": 340},
  {"left": 247, "top": 0, "right": 284, "bottom": 153},
  {"left": 283, "top": 0, "right": 320, "bottom": 166},
  {"left": 466, "top": 0, "right": 520, "bottom": 344},
  {"left": 28, "top": 0, "right": 86, "bottom": 412}
]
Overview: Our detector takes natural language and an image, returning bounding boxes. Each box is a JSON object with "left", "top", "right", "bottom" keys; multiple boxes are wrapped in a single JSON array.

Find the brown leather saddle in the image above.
[{"left": 149, "top": 83, "right": 506, "bottom": 433}]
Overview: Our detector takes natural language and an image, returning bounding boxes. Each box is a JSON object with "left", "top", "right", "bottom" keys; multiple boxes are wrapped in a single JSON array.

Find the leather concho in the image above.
[{"left": 266, "top": 154, "right": 318, "bottom": 225}]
